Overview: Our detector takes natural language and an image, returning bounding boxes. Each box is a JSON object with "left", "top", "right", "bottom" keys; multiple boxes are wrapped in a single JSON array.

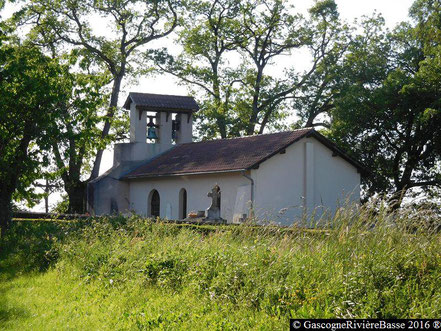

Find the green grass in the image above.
[{"left": 1, "top": 208, "right": 441, "bottom": 330}]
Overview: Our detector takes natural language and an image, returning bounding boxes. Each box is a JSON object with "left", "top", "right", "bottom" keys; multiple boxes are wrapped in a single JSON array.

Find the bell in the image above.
[{"left": 147, "top": 126, "right": 158, "bottom": 140}]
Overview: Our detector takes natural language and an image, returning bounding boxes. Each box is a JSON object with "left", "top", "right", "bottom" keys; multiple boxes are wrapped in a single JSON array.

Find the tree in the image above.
[
  {"left": 232, "top": 0, "right": 349, "bottom": 135},
  {"left": 157, "top": 0, "right": 347, "bottom": 137},
  {"left": 234, "top": 0, "right": 308, "bottom": 135},
  {"left": 292, "top": 0, "right": 350, "bottom": 128},
  {"left": 153, "top": 0, "right": 242, "bottom": 138},
  {"left": 10, "top": 0, "right": 178, "bottom": 212},
  {"left": 22, "top": 0, "right": 178, "bottom": 180},
  {"left": 0, "top": 0, "right": 9, "bottom": 42},
  {"left": 48, "top": 67, "right": 113, "bottom": 213},
  {"left": 330, "top": 8, "right": 441, "bottom": 207},
  {"left": 0, "top": 44, "right": 69, "bottom": 232}
]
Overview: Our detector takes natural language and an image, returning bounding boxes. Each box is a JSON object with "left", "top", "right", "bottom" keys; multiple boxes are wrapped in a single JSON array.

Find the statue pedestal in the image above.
[{"left": 205, "top": 208, "right": 220, "bottom": 220}]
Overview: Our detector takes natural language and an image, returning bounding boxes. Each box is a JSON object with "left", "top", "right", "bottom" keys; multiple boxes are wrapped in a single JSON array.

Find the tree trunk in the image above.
[
  {"left": 66, "top": 181, "right": 87, "bottom": 214},
  {"left": 217, "top": 117, "right": 227, "bottom": 138},
  {"left": 0, "top": 190, "right": 13, "bottom": 236},
  {"left": 305, "top": 116, "right": 315, "bottom": 128},
  {"left": 246, "top": 66, "right": 264, "bottom": 136},
  {"left": 214, "top": 97, "right": 227, "bottom": 138},
  {"left": 89, "top": 72, "right": 124, "bottom": 181}
]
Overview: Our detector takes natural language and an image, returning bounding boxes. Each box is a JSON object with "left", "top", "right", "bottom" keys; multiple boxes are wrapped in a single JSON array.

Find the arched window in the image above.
[
  {"left": 148, "top": 189, "right": 160, "bottom": 217},
  {"left": 179, "top": 188, "right": 187, "bottom": 219}
]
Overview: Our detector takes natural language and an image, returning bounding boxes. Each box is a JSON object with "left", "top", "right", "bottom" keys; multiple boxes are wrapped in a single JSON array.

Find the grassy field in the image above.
[{"left": 1, "top": 208, "right": 440, "bottom": 330}]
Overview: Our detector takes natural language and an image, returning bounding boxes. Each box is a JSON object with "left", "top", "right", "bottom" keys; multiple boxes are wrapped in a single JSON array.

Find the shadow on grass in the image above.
[
  {"left": 0, "top": 281, "right": 31, "bottom": 325},
  {"left": 0, "top": 307, "right": 30, "bottom": 324},
  {"left": 0, "top": 221, "right": 83, "bottom": 327},
  {"left": 0, "top": 221, "right": 73, "bottom": 280}
]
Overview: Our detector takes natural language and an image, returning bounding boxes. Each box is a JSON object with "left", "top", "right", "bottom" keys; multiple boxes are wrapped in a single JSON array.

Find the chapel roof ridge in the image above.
[{"left": 180, "top": 127, "right": 315, "bottom": 145}]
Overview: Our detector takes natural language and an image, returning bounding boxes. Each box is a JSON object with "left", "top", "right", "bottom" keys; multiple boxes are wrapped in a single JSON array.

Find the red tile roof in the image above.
[{"left": 124, "top": 128, "right": 315, "bottom": 178}]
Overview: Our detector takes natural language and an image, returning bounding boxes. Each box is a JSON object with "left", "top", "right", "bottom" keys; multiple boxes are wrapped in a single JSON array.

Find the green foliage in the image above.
[
  {"left": 1, "top": 208, "right": 440, "bottom": 329},
  {"left": 329, "top": 7, "right": 441, "bottom": 205},
  {"left": 51, "top": 195, "right": 69, "bottom": 214},
  {"left": 153, "top": 0, "right": 244, "bottom": 139},
  {"left": 0, "top": 221, "right": 66, "bottom": 276},
  {"left": 0, "top": 43, "right": 72, "bottom": 230},
  {"left": 47, "top": 59, "right": 110, "bottom": 213},
  {"left": 292, "top": 0, "right": 350, "bottom": 128},
  {"left": 8, "top": 0, "right": 174, "bottom": 211}
]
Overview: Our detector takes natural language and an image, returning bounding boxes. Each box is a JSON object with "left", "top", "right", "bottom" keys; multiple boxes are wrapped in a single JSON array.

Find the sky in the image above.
[{"left": 2, "top": 0, "right": 415, "bottom": 211}]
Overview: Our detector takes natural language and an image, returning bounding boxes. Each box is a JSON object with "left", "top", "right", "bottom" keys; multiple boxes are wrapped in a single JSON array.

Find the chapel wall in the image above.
[
  {"left": 128, "top": 172, "right": 251, "bottom": 222},
  {"left": 251, "top": 137, "right": 361, "bottom": 226}
]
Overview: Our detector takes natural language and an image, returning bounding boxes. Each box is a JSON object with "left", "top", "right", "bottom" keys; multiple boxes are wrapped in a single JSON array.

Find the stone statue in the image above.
[
  {"left": 183, "top": 184, "right": 225, "bottom": 224},
  {"left": 206, "top": 184, "right": 221, "bottom": 220}
]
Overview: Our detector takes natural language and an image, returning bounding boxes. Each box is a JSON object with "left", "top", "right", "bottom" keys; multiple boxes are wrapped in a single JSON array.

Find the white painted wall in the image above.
[
  {"left": 311, "top": 137, "right": 360, "bottom": 216},
  {"left": 156, "top": 111, "right": 173, "bottom": 152},
  {"left": 91, "top": 102, "right": 198, "bottom": 216},
  {"left": 251, "top": 137, "right": 360, "bottom": 225},
  {"left": 128, "top": 172, "right": 251, "bottom": 221},
  {"left": 175, "top": 113, "right": 193, "bottom": 144},
  {"left": 130, "top": 102, "right": 146, "bottom": 143},
  {"left": 251, "top": 139, "right": 306, "bottom": 224},
  {"left": 92, "top": 176, "right": 130, "bottom": 215}
]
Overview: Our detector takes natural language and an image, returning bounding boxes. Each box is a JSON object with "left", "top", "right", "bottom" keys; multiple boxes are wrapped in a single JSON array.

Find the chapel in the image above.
[{"left": 88, "top": 92, "right": 363, "bottom": 225}]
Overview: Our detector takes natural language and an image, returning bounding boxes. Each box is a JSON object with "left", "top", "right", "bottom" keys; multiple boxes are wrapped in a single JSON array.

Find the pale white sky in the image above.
[{"left": 2, "top": 0, "right": 415, "bottom": 211}]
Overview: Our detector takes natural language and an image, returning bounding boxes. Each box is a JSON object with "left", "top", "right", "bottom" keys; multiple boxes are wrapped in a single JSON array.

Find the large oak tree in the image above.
[{"left": 156, "top": 0, "right": 348, "bottom": 138}]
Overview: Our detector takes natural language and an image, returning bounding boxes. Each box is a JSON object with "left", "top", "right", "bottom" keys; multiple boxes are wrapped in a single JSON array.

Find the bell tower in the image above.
[
  {"left": 115, "top": 92, "right": 198, "bottom": 165},
  {"left": 87, "top": 93, "right": 198, "bottom": 216}
]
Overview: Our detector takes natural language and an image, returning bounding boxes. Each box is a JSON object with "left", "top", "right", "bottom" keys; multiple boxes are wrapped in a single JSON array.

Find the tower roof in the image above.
[{"left": 123, "top": 92, "right": 199, "bottom": 113}]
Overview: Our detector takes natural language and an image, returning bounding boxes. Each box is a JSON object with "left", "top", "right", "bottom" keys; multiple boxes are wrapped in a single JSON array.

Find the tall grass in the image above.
[{"left": 1, "top": 205, "right": 440, "bottom": 329}]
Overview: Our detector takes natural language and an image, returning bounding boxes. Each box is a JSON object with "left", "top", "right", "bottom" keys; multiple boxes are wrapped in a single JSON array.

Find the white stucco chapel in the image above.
[{"left": 88, "top": 92, "right": 363, "bottom": 225}]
